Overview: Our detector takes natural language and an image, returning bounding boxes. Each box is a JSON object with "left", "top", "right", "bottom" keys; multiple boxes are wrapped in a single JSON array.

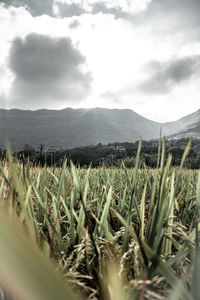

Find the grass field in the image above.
[{"left": 0, "top": 139, "right": 200, "bottom": 300}]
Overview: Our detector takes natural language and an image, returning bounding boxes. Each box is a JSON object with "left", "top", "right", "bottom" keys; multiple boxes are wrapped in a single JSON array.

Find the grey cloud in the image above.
[
  {"left": 53, "top": 1, "right": 134, "bottom": 19},
  {"left": 54, "top": 2, "right": 86, "bottom": 18},
  {"left": 1, "top": 0, "right": 54, "bottom": 17},
  {"left": 139, "top": 56, "right": 200, "bottom": 94},
  {"left": 91, "top": 0, "right": 200, "bottom": 39},
  {"left": 8, "top": 33, "right": 92, "bottom": 107},
  {"left": 53, "top": 1, "right": 127, "bottom": 19},
  {"left": 135, "top": 0, "right": 200, "bottom": 39},
  {"left": 147, "top": 0, "right": 200, "bottom": 24},
  {"left": 1, "top": 0, "right": 145, "bottom": 19},
  {"left": 2, "top": 0, "right": 200, "bottom": 35},
  {"left": 91, "top": 2, "right": 129, "bottom": 19},
  {"left": 69, "top": 19, "right": 80, "bottom": 29},
  {"left": 59, "top": 0, "right": 200, "bottom": 36}
]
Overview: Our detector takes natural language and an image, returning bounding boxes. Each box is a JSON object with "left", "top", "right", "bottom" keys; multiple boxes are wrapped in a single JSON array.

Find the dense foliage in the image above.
[
  {"left": 0, "top": 139, "right": 200, "bottom": 299},
  {"left": 2, "top": 138, "right": 200, "bottom": 168}
]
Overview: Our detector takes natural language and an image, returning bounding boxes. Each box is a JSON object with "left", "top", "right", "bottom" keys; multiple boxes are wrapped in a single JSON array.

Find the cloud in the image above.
[
  {"left": 2, "top": 0, "right": 200, "bottom": 38},
  {"left": 8, "top": 33, "right": 92, "bottom": 108},
  {"left": 147, "top": 0, "right": 200, "bottom": 25},
  {"left": 53, "top": 0, "right": 152, "bottom": 18},
  {"left": 135, "top": 0, "right": 200, "bottom": 40},
  {"left": 139, "top": 56, "right": 200, "bottom": 94},
  {"left": 1, "top": 0, "right": 54, "bottom": 16},
  {"left": 90, "top": 2, "right": 128, "bottom": 19},
  {"left": 89, "top": 0, "right": 152, "bottom": 14},
  {"left": 87, "top": 0, "right": 200, "bottom": 39},
  {"left": 53, "top": 1, "right": 120, "bottom": 18},
  {"left": 53, "top": 0, "right": 200, "bottom": 34},
  {"left": 54, "top": 2, "right": 86, "bottom": 18},
  {"left": 1, "top": 0, "right": 152, "bottom": 18},
  {"left": 69, "top": 19, "right": 80, "bottom": 28}
]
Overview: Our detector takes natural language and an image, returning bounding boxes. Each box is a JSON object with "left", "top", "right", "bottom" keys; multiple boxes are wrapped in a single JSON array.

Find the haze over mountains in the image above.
[{"left": 0, "top": 108, "right": 199, "bottom": 151}]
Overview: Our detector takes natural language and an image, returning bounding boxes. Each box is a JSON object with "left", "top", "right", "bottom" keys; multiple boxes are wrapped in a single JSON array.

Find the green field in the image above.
[{"left": 0, "top": 139, "right": 200, "bottom": 300}]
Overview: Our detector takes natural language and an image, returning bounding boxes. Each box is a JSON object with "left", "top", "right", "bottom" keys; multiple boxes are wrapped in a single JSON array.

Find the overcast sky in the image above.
[{"left": 0, "top": 0, "right": 200, "bottom": 122}]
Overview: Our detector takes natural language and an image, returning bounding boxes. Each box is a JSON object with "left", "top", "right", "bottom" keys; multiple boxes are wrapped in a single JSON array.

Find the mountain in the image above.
[
  {"left": 162, "top": 109, "right": 200, "bottom": 136},
  {"left": 0, "top": 107, "right": 199, "bottom": 150},
  {"left": 167, "top": 121, "right": 200, "bottom": 140},
  {"left": 162, "top": 109, "right": 200, "bottom": 140}
]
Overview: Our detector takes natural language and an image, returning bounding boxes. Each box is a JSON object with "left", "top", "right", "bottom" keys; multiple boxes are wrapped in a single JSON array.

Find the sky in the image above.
[{"left": 0, "top": 0, "right": 200, "bottom": 122}]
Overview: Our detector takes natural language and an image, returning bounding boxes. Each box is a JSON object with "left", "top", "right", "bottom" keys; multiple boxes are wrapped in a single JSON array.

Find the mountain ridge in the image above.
[{"left": 0, "top": 107, "right": 199, "bottom": 150}]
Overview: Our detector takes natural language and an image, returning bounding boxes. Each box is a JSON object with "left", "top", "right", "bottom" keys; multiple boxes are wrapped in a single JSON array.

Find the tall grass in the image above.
[{"left": 0, "top": 139, "right": 199, "bottom": 299}]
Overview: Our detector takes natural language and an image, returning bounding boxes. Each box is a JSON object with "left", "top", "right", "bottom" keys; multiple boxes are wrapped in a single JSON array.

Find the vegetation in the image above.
[
  {"left": 0, "top": 138, "right": 200, "bottom": 299},
  {"left": 2, "top": 138, "right": 199, "bottom": 168}
]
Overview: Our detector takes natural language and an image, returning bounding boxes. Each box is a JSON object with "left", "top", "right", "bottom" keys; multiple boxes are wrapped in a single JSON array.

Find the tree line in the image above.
[{"left": 0, "top": 138, "right": 200, "bottom": 169}]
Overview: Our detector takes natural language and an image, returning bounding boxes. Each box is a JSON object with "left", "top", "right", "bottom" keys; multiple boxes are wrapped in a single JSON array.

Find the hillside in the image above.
[
  {"left": 167, "top": 123, "right": 200, "bottom": 140},
  {"left": 0, "top": 107, "right": 199, "bottom": 150},
  {"left": 162, "top": 109, "right": 200, "bottom": 136}
]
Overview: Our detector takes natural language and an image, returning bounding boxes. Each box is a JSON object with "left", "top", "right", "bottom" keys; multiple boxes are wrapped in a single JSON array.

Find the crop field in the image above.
[{"left": 0, "top": 139, "right": 200, "bottom": 300}]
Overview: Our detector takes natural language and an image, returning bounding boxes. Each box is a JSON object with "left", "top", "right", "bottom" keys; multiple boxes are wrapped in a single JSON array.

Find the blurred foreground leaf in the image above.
[{"left": 0, "top": 210, "right": 79, "bottom": 300}]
